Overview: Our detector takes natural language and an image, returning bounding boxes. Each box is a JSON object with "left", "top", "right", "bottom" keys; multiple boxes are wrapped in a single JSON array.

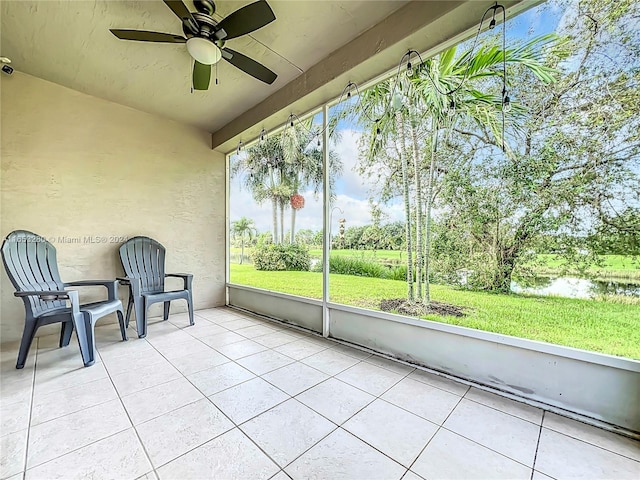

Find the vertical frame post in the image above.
[
  {"left": 322, "top": 104, "right": 330, "bottom": 337},
  {"left": 225, "top": 152, "right": 231, "bottom": 306}
]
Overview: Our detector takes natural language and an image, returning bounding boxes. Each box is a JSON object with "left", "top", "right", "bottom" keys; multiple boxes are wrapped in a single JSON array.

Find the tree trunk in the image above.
[
  {"left": 271, "top": 197, "right": 279, "bottom": 244},
  {"left": 279, "top": 201, "right": 285, "bottom": 244},
  {"left": 410, "top": 121, "right": 424, "bottom": 301},
  {"left": 492, "top": 250, "right": 516, "bottom": 293},
  {"left": 397, "top": 111, "right": 414, "bottom": 301},
  {"left": 240, "top": 237, "right": 245, "bottom": 265},
  {"left": 290, "top": 208, "right": 297, "bottom": 244},
  {"left": 490, "top": 204, "right": 550, "bottom": 293},
  {"left": 424, "top": 122, "right": 439, "bottom": 303}
]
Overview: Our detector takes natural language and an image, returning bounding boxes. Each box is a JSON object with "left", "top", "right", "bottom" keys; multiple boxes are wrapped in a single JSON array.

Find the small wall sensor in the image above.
[{"left": 1, "top": 56, "right": 13, "bottom": 74}]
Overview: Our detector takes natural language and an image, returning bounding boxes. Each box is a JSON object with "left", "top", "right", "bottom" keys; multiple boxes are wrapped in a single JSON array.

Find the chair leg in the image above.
[
  {"left": 73, "top": 312, "right": 96, "bottom": 367},
  {"left": 187, "top": 292, "right": 194, "bottom": 326},
  {"left": 117, "top": 309, "right": 128, "bottom": 342},
  {"left": 59, "top": 321, "right": 74, "bottom": 347},
  {"left": 163, "top": 301, "right": 170, "bottom": 321},
  {"left": 125, "top": 294, "right": 133, "bottom": 329},
  {"left": 136, "top": 297, "right": 148, "bottom": 338},
  {"left": 16, "top": 320, "right": 38, "bottom": 369},
  {"left": 132, "top": 296, "right": 146, "bottom": 338}
]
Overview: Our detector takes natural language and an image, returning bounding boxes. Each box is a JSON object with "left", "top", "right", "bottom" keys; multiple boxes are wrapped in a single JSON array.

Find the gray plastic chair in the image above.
[
  {"left": 1, "top": 230, "right": 127, "bottom": 369},
  {"left": 118, "top": 236, "right": 194, "bottom": 338}
]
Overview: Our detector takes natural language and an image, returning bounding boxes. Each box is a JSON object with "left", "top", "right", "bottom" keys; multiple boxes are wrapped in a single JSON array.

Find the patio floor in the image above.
[{"left": 1, "top": 307, "right": 638, "bottom": 480}]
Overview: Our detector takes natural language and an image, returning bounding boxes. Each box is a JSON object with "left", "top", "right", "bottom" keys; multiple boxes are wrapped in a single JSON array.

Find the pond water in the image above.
[{"left": 511, "top": 276, "right": 640, "bottom": 299}]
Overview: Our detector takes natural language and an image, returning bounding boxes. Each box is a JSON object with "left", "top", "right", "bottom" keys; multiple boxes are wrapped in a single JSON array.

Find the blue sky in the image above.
[{"left": 230, "top": 1, "right": 566, "bottom": 235}]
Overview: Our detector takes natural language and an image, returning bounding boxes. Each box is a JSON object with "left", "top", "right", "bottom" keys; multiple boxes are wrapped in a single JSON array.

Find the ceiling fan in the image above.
[{"left": 110, "top": 0, "right": 277, "bottom": 90}]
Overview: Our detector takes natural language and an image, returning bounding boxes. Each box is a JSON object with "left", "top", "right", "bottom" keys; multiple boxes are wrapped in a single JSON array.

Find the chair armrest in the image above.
[
  {"left": 166, "top": 273, "right": 193, "bottom": 290},
  {"left": 15, "top": 290, "right": 70, "bottom": 300},
  {"left": 64, "top": 280, "right": 119, "bottom": 302},
  {"left": 15, "top": 290, "right": 81, "bottom": 314},
  {"left": 65, "top": 280, "right": 116, "bottom": 287}
]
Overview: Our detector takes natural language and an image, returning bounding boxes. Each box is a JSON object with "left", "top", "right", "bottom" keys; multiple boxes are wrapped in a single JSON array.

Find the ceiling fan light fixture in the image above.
[{"left": 186, "top": 37, "right": 221, "bottom": 65}]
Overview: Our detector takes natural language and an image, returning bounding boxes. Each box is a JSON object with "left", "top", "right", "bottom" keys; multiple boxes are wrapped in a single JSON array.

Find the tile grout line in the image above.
[
  {"left": 235, "top": 308, "right": 640, "bottom": 451},
  {"left": 26, "top": 381, "right": 117, "bottom": 428},
  {"left": 434, "top": 423, "right": 537, "bottom": 471},
  {"left": 139, "top": 329, "right": 290, "bottom": 474},
  {"left": 102, "top": 336, "right": 159, "bottom": 478},
  {"left": 16, "top": 309, "right": 638, "bottom": 479},
  {"left": 234, "top": 313, "right": 580, "bottom": 473},
  {"left": 137, "top": 319, "right": 356, "bottom": 473},
  {"left": 126, "top": 327, "right": 544, "bottom": 480},
  {"left": 33, "top": 334, "right": 153, "bottom": 469},
  {"left": 260, "top": 356, "right": 419, "bottom": 476},
  {"left": 531, "top": 410, "right": 545, "bottom": 480},
  {"left": 228, "top": 308, "right": 557, "bottom": 416},
  {"left": 423, "top": 387, "right": 542, "bottom": 472},
  {"left": 131, "top": 317, "right": 297, "bottom": 473},
  {"left": 20, "top": 338, "right": 39, "bottom": 480},
  {"left": 461, "top": 392, "right": 543, "bottom": 427},
  {"left": 542, "top": 424, "right": 640, "bottom": 464},
  {"left": 21, "top": 423, "right": 141, "bottom": 474},
  {"left": 9, "top": 315, "right": 392, "bottom": 478},
  {"left": 139, "top": 322, "right": 558, "bottom": 475},
  {"left": 404, "top": 390, "right": 467, "bottom": 476},
  {"left": 23, "top": 339, "right": 125, "bottom": 470}
]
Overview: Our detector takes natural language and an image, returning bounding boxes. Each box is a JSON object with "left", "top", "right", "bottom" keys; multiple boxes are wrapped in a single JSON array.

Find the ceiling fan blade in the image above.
[
  {"left": 193, "top": 61, "right": 211, "bottom": 90},
  {"left": 222, "top": 48, "right": 277, "bottom": 84},
  {"left": 215, "top": 1, "right": 276, "bottom": 40},
  {"left": 110, "top": 29, "right": 186, "bottom": 43},
  {"left": 163, "top": 0, "right": 198, "bottom": 32}
]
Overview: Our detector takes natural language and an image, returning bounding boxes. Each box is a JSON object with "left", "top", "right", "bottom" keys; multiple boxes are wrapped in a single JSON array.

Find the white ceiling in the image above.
[{"left": 0, "top": 0, "right": 408, "bottom": 132}]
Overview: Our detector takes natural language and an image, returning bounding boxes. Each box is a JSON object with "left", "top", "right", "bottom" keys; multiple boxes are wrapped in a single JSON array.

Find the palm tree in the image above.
[
  {"left": 231, "top": 217, "right": 257, "bottom": 264},
  {"left": 281, "top": 120, "right": 323, "bottom": 243},
  {"left": 409, "top": 33, "right": 557, "bottom": 302},
  {"left": 350, "top": 34, "right": 556, "bottom": 303},
  {"left": 353, "top": 81, "right": 417, "bottom": 299},
  {"left": 231, "top": 136, "right": 290, "bottom": 243},
  {"left": 232, "top": 122, "right": 343, "bottom": 245},
  {"left": 281, "top": 119, "right": 344, "bottom": 243},
  {"left": 397, "top": 109, "right": 415, "bottom": 300}
]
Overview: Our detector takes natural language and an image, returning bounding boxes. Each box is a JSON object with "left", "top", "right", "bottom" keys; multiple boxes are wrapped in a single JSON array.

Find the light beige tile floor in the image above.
[{"left": 1, "top": 307, "right": 639, "bottom": 480}]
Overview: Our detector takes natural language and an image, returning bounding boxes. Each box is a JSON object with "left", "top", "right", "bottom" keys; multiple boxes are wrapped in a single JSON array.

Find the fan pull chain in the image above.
[{"left": 215, "top": 62, "right": 219, "bottom": 85}]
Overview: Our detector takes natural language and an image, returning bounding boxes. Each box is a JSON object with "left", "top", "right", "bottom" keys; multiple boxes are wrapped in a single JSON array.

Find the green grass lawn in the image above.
[
  {"left": 535, "top": 254, "right": 640, "bottom": 280},
  {"left": 233, "top": 247, "right": 639, "bottom": 275},
  {"left": 536, "top": 254, "right": 638, "bottom": 270},
  {"left": 230, "top": 264, "right": 640, "bottom": 359}
]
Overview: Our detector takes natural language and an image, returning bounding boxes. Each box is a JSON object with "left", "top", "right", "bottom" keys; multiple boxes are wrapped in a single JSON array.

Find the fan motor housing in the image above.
[
  {"left": 194, "top": 0, "right": 215, "bottom": 16},
  {"left": 184, "top": 12, "right": 218, "bottom": 39}
]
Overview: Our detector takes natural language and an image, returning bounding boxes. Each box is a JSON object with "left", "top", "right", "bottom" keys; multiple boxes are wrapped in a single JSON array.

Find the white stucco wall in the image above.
[{"left": 0, "top": 72, "right": 226, "bottom": 344}]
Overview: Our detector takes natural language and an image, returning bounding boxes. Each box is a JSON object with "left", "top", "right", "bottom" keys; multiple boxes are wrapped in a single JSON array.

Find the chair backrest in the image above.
[
  {"left": 1, "top": 230, "right": 67, "bottom": 318},
  {"left": 119, "top": 236, "right": 166, "bottom": 294}
]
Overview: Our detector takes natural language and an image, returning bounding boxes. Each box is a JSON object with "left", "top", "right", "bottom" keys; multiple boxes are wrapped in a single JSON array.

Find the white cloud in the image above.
[
  {"left": 332, "top": 129, "right": 372, "bottom": 200},
  {"left": 331, "top": 194, "right": 404, "bottom": 230}
]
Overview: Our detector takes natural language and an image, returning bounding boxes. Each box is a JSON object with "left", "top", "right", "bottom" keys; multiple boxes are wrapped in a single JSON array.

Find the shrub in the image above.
[
  {"left": 253, "top": 244, "right": 311, "bottom": 271},
  {"left": 329, "top": 256, "right": 387, "bottom": 278},
  {"left": 386, "top": 265, "right": 407, "bottom": 281}
]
